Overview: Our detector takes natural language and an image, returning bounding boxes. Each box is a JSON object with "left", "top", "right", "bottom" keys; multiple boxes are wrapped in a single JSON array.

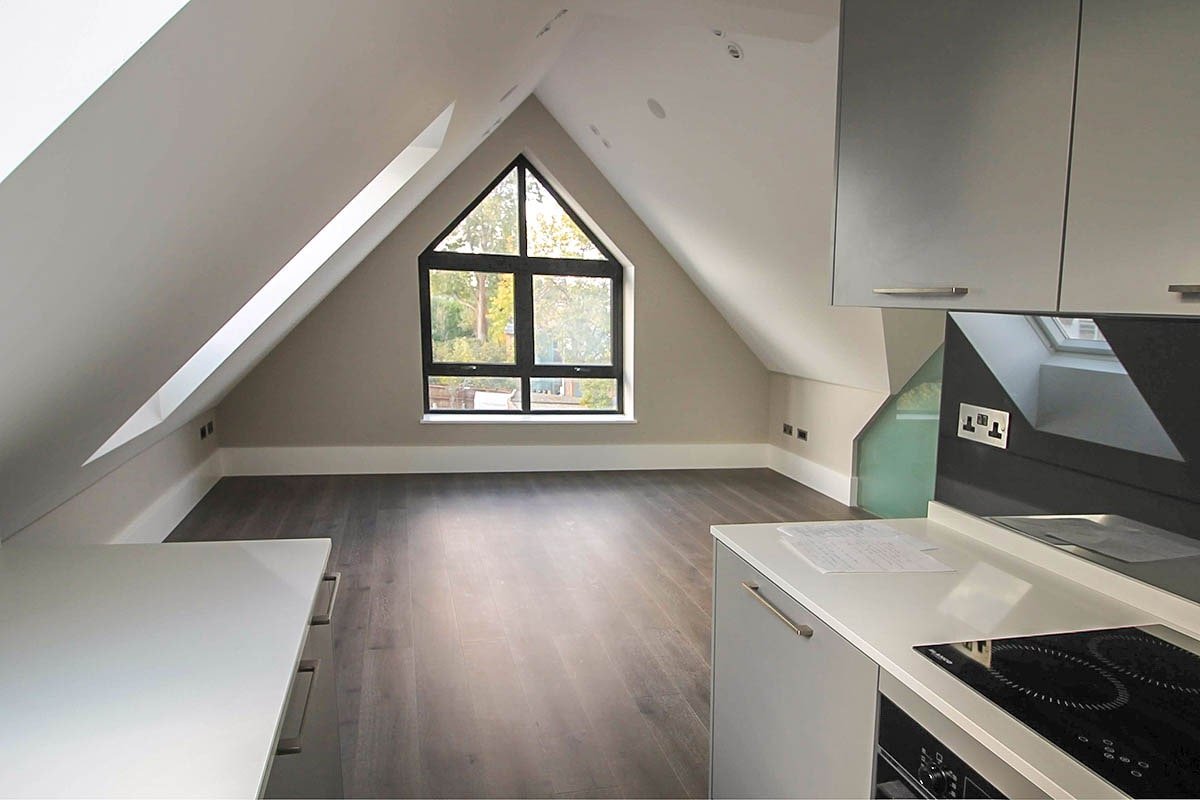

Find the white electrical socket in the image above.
[{"left": 957, "top": 402, "right": 1009, "bottom": 449}]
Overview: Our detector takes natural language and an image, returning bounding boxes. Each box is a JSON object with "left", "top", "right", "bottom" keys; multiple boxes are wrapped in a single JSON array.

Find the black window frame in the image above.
[{"left": 419, "top": 156, "right": 624, "bottom": 415}]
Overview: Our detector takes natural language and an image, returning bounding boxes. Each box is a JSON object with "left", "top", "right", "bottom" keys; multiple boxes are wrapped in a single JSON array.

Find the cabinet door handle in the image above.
[
  {"left": 275, "top": 659, "right": 320, "bottom": 756},
  {"left": 310, "top": 572, "right": 341, "bottom": 626},
  {"left": 741, "top": 581, "right": 814, "bottom": 637},
  {"left": 873, "top": 286, "right": 968, "bottom": 297},
  {"left": 1168, "top": 284, "right": 1200, "bottom": 295}
]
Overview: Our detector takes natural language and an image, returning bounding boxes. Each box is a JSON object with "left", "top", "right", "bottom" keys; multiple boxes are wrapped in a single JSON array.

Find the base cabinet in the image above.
[
  {"left": 710, "top": 543, "right": 879, "bottom": 799},
  {"left": 265, "top": 573, "right": 344, "bottom": 799}
]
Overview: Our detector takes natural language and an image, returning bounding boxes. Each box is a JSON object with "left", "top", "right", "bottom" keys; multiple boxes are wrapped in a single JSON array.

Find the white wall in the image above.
[{"left": 7, "top": 411, "right": 219, "bottom": 545}]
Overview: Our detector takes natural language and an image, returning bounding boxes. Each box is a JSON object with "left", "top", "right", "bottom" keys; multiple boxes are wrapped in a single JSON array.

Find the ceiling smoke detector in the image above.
[{"left": 726, "top": 41, "right": 744, "bottom": 61}]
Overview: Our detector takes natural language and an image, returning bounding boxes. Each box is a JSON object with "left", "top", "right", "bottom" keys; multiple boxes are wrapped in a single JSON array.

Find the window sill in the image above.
[{"left": 421, "top": 413, "right": 637, "bottom": 425}]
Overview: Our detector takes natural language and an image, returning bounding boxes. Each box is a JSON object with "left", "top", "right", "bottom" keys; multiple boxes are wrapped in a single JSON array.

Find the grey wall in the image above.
[
  {"left": 8, "top": 410, "right": 219, "bottom": 545},
  {"left": 217, "top": 98, "right": 769, "bottom": 449}
]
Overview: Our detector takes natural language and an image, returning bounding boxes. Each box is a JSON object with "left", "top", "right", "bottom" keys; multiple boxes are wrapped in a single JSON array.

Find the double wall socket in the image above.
[{"left": 957, "top": 403, "right": 1009, "bottom": 449}]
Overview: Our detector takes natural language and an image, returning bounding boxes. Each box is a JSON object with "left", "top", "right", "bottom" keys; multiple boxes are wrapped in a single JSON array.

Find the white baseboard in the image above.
[
  {"left": 113, "top": 452, "right": 223, "bottom": 544},
  {"left": 221, "top": 443, "right": 858, "bottom": 508},
  {"left": 221, "top": 442, "right": 770, "bottom": 476},
  {"left": 767, "top": 445, "right": 856, "bottom": 507}
]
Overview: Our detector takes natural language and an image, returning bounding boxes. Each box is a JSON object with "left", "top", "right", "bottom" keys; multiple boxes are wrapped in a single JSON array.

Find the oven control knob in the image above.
[{"left": 919, "top": 766, "right": 957, "bottom": 798}]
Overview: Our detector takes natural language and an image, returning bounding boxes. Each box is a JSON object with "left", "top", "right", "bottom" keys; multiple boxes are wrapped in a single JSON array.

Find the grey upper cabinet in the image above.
[
  {"left": 832, "top": 1, "right": 1080, "bottom": 311},
  {"left": 710, "top": 543, "right": 878, "bottom": 799},
  {"left": 1060, "top": 1, "right": 1200, "bottom": 316}
]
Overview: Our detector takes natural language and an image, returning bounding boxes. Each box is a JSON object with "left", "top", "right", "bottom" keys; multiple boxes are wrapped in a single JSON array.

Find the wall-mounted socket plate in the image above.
[{"left": 958, "top": 402, "right": 1009, "bottom": 449}]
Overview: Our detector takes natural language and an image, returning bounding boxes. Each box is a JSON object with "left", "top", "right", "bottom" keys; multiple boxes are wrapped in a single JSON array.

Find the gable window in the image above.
[{"left": 419, "top": 156, "right": 623, "bottom": 415}]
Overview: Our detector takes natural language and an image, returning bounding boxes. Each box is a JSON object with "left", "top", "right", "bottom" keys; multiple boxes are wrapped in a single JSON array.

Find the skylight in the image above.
[
  {"left": 86, "top": 103, "right": 455, "bottom": 464},
  {"left": 0, "top": 0, "right": 187, "bottom": 185},
  {"left": 1032, "top": 316, "right": 1114, "bottom": 355}
]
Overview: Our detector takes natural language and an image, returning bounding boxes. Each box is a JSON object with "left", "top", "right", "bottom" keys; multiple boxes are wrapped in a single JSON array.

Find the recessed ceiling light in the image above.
[
  {"left": 601, "top": 138, "right": 611, "bottom": 149},
  {"left": 647, "top": 98, "right": 666, "bottom": 119},
  {"left": 726, "top": 41, "right": 744, "bottom": 61},
  {"left": 712, "top": 28, "right": 725, "bottom": 38}
]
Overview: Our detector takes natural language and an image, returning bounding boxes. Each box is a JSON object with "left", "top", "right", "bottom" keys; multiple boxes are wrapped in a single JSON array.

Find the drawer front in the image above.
[
  {"left": 265, "top": 572, "right": 344, "bottom": 799},
  {"left": 711, "top": 543, "right": 878, "bottom": 799}
]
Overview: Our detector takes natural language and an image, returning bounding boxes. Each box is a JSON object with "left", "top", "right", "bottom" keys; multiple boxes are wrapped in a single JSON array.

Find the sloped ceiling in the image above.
[
  {"left": 0, "top": 0, "right": 580, "bottom": 538},
  {"left": 537, "top": 0, "right": 943, "bottom": 392},
  {"left": 2, "top": 0, "right": 944, "bottom": 540}
]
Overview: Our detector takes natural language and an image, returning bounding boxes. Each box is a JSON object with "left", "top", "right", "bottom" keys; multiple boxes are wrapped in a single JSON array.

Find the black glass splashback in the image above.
[
  {"left": 934, "top": 313, "right": 1200, "bottom": 602},
  {"left": 917, "top": 627, "right": 1200, "bottom": 798}
]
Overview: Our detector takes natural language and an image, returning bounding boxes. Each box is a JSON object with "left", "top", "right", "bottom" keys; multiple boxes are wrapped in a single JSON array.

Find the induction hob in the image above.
[{"left": 916, "top": 625, "right": 1200, "bottom": 798}]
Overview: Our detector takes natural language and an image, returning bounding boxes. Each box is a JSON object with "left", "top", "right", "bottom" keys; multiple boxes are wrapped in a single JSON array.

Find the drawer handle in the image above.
[
  {"left": 741, "top": 581, "right": 814, "bottom": 638},
  {"left": 276, "top": 659, "right": 319, "bottom": 756},
  {"left": 1168, "top": 284, "right": 1200, "bottom": 295},
  {"left": 873, "top": 287, "right": 968, "bottom": 297},
  {"left": 310, "top": 572, "right": 341, "bottom": 626}
]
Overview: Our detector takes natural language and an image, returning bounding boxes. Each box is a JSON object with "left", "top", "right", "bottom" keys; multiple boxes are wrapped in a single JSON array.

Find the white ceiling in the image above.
[
  {"left": 0, "top": 0, "right": 579, "bottom": 538},
  {"left": 537, "top": 0, "right": 942, "bottom": 392},
  {"left": 0, "top": 0, "right": 187, "bottom": 183}
]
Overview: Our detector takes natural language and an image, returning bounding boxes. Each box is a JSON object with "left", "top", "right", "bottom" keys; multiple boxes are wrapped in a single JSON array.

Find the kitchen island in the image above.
[{"left": 0, "top": 539, "right": 332, "bottom": 799}]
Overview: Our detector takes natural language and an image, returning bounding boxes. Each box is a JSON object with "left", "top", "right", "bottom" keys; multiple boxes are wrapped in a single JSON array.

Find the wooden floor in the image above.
[{"left": 168, "top": 469, "right": 866, "bottom": 798}]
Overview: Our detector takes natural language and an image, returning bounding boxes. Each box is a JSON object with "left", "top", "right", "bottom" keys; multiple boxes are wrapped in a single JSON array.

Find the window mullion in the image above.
[
  {"left": 515, "top": 269, "right": 534, "bottom": 412},
  {"left": 517, "top": 165, "right": 528, "bottom": 258}
]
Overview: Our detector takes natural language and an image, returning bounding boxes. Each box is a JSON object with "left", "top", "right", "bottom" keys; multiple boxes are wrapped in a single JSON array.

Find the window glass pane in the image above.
[
  {"left": 530, "top": 378, "right": 617, "bottom": 411},
  {"left": 427, "top": 376, "right": 520, "bottom": 411},
  {"left": 533, "top": 275, "right": 612, "bottom": 365},
  {"left": 525, "top": 172, "right": 604, "bottom": 259},
  {"left": 429, "top": 270, "right": 514, "bottom": 363},
  {"left": 1051, "top": 317, "right": 1107, "bottom": 343},
  {"left": 435, "top": 168, "right": 519, "bottom": 254}
]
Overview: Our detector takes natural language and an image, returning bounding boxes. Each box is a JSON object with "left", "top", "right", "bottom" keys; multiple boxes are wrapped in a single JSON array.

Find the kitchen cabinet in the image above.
[
  {"left": 1059, "top": 1, "right": 1200, "bottom": 316},
  {"left": 265, "top": 572, "right": 344, "bottom": 799},
  {"left": 832, "top": 0, "right": 1079, "bottom": 312},
  {"left": 710, "top": 543, "right": 878, "bottom": 799}
]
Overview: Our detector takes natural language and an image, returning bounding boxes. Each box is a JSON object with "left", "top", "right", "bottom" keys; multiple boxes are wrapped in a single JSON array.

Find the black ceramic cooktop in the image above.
[{"left": 917, "top": 626, "right": 1200, "bottom": 798}]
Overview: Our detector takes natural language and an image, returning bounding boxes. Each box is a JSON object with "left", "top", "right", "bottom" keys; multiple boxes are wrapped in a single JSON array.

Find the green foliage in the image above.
[
  {"left": 429, "top": 270, "right": 514, "bottom": 363},
  {"left": 579, "top": 379, "right": 617, "bottom": 410},
  {"left": 525, "top": 175, "right": 603, "bottom": 259},
  {"left": 533, "top": 275, "right": 611, "bottom": 365},
  {"left": 437, "top": 170, "right": 519, "bottom": 255}
]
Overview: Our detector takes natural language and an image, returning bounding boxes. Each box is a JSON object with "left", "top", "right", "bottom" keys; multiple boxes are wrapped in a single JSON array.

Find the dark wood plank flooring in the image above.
[{"left": 168, "top": 469, "right": 867, "bottom": 798}]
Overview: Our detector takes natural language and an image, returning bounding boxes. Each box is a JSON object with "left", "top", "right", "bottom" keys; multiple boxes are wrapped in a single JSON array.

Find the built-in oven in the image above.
[{"left": 875, "top": 695, "right": 1004, "bottom": 799}]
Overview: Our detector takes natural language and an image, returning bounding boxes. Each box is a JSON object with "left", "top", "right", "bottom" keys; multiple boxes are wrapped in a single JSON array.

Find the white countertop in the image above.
[
  {"left": 0, "top": 539, "right": 331, "bottom": 799},
  {"left": 712, "top": 507, "right": 1199, "bottom": 799}
]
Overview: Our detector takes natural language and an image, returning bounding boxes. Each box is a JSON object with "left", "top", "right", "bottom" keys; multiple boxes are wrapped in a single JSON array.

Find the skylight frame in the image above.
[
  {"left": 86, "top": 104, "right": 454, "bottom": 464},
  {"left": 1030, "top": 315, "right": 1115, "bottom": 356}
]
